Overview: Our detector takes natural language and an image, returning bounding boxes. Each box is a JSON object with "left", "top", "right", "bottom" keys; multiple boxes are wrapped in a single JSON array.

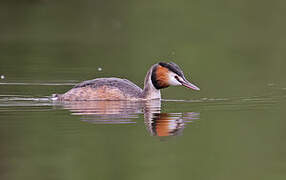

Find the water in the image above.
[
  {"left": 1, "top": 0, "right": 286, "bottom": 179},
  {"left": 0, "top": 82, "right": 285, "bottom": 179}
]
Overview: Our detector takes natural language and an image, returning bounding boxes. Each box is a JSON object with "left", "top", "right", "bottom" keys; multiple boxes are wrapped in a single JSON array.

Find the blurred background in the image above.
[
  {"left": 1, "top": 1, "right": 286, "bottom": 180},
  {"left": 0, "top": 0, "right": 285, "bottom": 99}
]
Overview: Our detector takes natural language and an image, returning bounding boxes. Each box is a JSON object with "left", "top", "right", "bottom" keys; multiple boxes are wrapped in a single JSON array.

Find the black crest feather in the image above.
[{"left": 158, "top": 62, "right": 184, "bottom": 77}]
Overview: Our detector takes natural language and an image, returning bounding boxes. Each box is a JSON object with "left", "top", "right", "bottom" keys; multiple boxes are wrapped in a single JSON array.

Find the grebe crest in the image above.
[{"left": 54, "top": 62, "right": 200, "bottom": 101}]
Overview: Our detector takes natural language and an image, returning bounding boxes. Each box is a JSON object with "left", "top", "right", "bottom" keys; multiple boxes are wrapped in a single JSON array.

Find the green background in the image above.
[{"left": 0, "top": 0, "right": 286, "bottom": 179}]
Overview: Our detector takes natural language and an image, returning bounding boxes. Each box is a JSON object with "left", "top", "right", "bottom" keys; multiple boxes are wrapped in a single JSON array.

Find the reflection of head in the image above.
[{"left": 145, "top": 113, "right": 185, "bottom": 137}]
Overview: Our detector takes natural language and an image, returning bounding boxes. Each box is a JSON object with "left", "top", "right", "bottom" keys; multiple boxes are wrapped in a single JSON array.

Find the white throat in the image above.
[{"left": 141, "top": 65, "right": 161, "bottom": 100}]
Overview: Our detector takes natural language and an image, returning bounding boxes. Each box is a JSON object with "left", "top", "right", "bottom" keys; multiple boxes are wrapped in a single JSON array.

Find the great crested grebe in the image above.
[{"left": 53, "top": 62, "right": 200, "bottom": 101}]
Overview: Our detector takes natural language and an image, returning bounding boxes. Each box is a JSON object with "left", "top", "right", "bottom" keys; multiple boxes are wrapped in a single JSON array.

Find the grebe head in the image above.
[{"left": 151, "top": 62, "right": 200, "bottom": 91}]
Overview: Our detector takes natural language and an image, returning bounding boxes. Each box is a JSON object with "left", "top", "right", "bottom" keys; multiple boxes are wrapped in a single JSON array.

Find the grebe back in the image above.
[{"left": 54, "top": 62, "right": 200, "bottom": 101}]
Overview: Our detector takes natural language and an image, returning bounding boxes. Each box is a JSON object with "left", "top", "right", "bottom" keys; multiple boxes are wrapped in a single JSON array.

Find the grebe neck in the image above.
[{"left": 141, "top": 64, "right": 161, "bottom": 100}]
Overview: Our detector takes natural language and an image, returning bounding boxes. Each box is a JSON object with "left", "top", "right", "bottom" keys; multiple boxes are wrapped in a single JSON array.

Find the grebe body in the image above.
[{"left": 54, "top": 62, "right": 199, "bottom": 101}]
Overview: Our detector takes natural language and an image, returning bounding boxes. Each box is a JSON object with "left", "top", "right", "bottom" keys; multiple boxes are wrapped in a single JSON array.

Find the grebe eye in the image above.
[{"left": 174, "top": 75, "right": 183, "bottom": 84}]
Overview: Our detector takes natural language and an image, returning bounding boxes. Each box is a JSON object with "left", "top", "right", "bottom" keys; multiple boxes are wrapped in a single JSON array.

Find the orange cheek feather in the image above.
[{"left": 156, "top": 66, "right": 170, "bottom": 88}]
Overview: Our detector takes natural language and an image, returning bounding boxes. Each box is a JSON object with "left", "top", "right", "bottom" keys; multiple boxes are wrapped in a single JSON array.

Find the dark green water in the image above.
[{"left": 1, "top": 0, "right": 286, "bottom": 179}]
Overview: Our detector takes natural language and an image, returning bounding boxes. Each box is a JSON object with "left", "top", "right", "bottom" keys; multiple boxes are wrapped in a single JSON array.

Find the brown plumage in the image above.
[{"left": 153, "top": 65, "right": 170, "bottom": 89}]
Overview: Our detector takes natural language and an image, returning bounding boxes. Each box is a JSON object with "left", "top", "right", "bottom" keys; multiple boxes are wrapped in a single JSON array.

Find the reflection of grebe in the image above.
[
  {"left": 58, "top": 100, "right": 199, "bottom": 136},
  {"left": 53, "top": 62, "right": 200, "bottom": 101}
]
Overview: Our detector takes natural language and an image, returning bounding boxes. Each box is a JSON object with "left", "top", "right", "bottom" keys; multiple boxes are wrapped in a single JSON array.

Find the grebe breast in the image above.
[{"left": 57, "top": 78, "right": 143, "bottom": 101}]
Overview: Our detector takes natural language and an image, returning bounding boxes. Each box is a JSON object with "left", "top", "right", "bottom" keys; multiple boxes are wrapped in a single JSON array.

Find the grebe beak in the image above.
[
  {"left": 176, "top": 76, "right": 200, "bottom": 91},
  {"left": 181, "top": 80, "right": 200, "bottom": 91}
]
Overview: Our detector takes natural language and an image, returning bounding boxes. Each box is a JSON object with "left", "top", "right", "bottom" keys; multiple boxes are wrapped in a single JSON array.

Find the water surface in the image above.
[{"left": 0, "top": 82, "right": 285, "bottom": 180}]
